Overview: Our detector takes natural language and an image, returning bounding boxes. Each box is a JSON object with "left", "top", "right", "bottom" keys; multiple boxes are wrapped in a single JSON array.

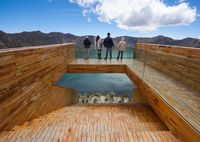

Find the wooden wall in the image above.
[
  {"left": 0, "top": 44, "right": 77, "bottom": 131},
  {"left": 126, "top": 66, "right": 200, "bottom": 142},
  {"left": 135, "top": 43, "right": 200, "bottom": 91}
]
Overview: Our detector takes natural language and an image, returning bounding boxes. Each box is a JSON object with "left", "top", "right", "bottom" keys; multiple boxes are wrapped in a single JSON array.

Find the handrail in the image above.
[
  {"left": 0, "top": 43, "right": 76, "bottom": 54},
  {"left": 136, "top": 42, "right": 200, "bottom": 60}
]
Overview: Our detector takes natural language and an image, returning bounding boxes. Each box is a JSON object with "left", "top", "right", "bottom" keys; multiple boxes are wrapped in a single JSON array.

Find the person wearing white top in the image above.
[
  {"left": 117, "top": 37, "right": 126, "bottom": 60},
  {"left": 94, "top": 37, "right": 97, "bottom": 50},
  {"left": 96, "top": 35, "right": 103, "bottom": 59}
]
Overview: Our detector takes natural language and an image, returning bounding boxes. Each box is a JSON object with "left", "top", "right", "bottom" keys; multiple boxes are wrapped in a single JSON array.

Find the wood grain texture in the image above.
[
  {"left": 136, "top": 43, "right": 200, "bottom": 60},
  {"left": 68, "top": 64, "right": 126, "bottom": 73},
  {"left": 0, "top": 104, "right": 181, "bottom": 142},
  {"left": 67, "top": 59, "right": 127, "bottom": 73},
  {"left": 135, "top": 43, "right": 200, "bottom": 91},
  {"left": 0, "top": 44, "right": 77, "bottom": 132},
  {"left": 0, "top": 43, "right": 199, "bottom": 141},
  {"left": 126, "top": 65, "right": 200, "bottom": 142},
  {"left": 68, "top": 59, "right": 200, "bottom": 142}
]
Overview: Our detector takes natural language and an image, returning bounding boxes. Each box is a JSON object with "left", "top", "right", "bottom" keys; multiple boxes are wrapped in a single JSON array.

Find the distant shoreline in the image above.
[{"left": 1, "top": 30, "right": 200, "bottom": 49}]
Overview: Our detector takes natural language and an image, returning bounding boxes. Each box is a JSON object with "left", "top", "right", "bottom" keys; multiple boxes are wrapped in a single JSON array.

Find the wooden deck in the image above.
[
  {"left": 0, "top": 104, "right": 181, "bottom": 142},
  {"left": 67, "top": 59, "right": 200, "bottom": 141}
]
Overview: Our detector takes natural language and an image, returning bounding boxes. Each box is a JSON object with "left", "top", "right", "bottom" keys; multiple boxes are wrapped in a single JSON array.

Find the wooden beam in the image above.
[{"left": 67, "top": 64, "right": 126, "bottom": 73}]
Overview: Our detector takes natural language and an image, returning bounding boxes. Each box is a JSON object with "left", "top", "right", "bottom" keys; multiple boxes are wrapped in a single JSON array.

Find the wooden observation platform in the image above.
[{"left": 0, "top": 43, "right": 199, "bottom": 142}]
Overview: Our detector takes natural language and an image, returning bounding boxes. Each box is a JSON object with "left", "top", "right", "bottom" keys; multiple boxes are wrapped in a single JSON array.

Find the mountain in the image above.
[{"left": 0, "top": 31, "right": 200, "bottom": 49}]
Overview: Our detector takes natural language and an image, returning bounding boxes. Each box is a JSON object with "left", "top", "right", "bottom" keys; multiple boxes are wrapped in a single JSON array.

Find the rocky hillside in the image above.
[{"left": 0, "top": 30, "right": 200, "bottom": 48}]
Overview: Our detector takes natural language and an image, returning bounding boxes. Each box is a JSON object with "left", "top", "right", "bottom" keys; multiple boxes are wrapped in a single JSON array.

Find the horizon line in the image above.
[{"left": 1, "top": 30, "right": 200, "bottom": 40}]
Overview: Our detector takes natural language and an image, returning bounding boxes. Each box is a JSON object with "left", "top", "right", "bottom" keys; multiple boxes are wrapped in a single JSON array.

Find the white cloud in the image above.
[{"left": 69, "top": 0, "right": 197, "bottom": 32}]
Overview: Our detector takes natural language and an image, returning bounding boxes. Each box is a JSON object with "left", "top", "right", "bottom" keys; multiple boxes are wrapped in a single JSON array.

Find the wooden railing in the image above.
[{"left": 136, "top": 43, "right": 200, "bottom": 91}]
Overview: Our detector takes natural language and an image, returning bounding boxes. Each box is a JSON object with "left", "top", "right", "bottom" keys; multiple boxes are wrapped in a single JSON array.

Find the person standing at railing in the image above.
[
  {"left": 96, "top": 35, "right": 103, "bottom": 59},
  {"left": 83, "top": 36, "right": 91, "bottom": 60},
  {"left": 93, "top": 36, "right": 96, "bottom": 50},
  {"left": 117, "top": 37, "right": 126, "bottom": 60},
  {"left": 103, "top": 33, "right": 114, "bottom": 60}
]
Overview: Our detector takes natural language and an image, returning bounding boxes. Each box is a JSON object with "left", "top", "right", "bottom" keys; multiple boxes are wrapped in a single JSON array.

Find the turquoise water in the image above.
[
  {"left": 57, "top": 48, "right": 135, "bottom": 96},
  {"left": 76, "top": 47, "right": 134, "bottom": 59},
  {"left": 56, "top": 73, "right": 135, "bottom": 96}
]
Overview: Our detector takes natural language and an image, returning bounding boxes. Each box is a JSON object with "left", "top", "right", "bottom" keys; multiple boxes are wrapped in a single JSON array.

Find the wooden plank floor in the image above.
[
  {"left": 68, "top": 59, "right": 200, "bottom": 133},
  {"left": 0, "top": 104, "right": 181, "bottom": 142}
]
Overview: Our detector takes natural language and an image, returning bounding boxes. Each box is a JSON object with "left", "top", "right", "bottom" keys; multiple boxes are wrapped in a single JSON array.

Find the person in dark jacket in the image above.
[
  {"left": 103, "top": 33, "right": 114, "bottom": 60},
  {"left": 83, "top": 36, "right": 91, "bottom": 60}
]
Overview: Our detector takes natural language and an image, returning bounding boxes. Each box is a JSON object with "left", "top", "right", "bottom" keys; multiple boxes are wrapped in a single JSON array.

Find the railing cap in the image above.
[
  {"left": 136, "top": 42, "right": 200, "bottom": 50},
  {"left": 0, "top": 43, "right": 76, "bottom": 54}
]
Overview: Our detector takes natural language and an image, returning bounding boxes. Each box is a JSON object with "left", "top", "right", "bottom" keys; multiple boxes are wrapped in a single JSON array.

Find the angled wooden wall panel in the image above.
[
  {"left": 125, "top": 66, "right": 200, "bottom": 142},
  {"left": 135, "top": 43, "right": 200, "bottom": 91},
  {"left": 0, "top": 44, "right": 77, "bottom": 131},
  {"left": 136, "top": 43, "right": 200, "bottom": 60}
]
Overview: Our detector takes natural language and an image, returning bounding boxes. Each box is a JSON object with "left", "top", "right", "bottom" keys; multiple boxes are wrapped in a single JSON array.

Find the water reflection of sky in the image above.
[{"left": 56, "top": 73, "right": 135, "bottom": 95}]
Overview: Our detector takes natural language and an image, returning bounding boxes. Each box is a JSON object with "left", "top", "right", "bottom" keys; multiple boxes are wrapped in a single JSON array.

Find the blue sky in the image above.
[{"left": 0, "top": 0, "right": 199, "bottom": 39}]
